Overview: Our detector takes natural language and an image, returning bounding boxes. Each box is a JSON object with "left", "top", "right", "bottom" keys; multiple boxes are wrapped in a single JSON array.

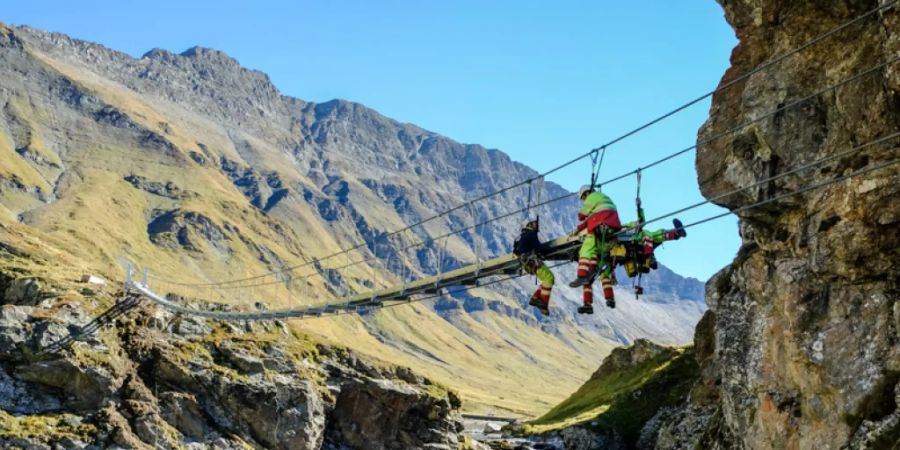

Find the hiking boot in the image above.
[
  {"left": 577, "top": 304, "right": 594, "bottom": 314},
  {"left": 673, "top": 218, "right": 687, "bottom": 238},
  {"left": 606, "top": 299, "right": 616, "bottom": 309},
  {"left": 569, "top": 275, "right": 594, "bottom": 288}
]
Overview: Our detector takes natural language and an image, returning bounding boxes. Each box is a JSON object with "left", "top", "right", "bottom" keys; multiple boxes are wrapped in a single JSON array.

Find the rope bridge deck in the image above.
[{"left": 127, "top": 234, "right": 583, "bottom": 321}]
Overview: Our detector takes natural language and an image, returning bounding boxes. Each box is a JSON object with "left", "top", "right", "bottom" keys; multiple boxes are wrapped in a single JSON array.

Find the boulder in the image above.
[
  {"left": 0, "top": 304, "right": 32, "bottom": 351},
  {"left": 329, "top": 377, "right": 462, "bottom": 450},
  {"left": 173, "top": 315, "right": 212, "bottom": 336},
  {"left": 4, "top": 278, "right": 46, "bottom": 305},
  {"left": 159, "top": 391, "right": 214, "bottom": 440},
  {"left": 204, "top": 378, "right": 326, "bottom": 450},
  {"left": 15, "top": 357, "right": 121, "bottom": 410},
  {"left": 218, "top": 345, "right": 266, "bottom": 375},
  {"left": 0, "top": 366, "right": 62, "bottom": 414}
]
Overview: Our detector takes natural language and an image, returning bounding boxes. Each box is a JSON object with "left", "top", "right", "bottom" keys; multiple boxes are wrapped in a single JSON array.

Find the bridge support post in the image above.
[{"left": 125, "top": 264, "right": 133, "bottom": 291}]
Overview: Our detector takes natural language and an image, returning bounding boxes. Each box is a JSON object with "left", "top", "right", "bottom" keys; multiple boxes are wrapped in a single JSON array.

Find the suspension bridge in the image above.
[{"left": 96, "top": 1, "right": 899, "bottom": 325}]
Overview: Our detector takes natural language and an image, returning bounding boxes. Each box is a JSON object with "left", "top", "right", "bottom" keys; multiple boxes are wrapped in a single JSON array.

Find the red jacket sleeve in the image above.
[{"left": 575, "top": 221, "right": 587, "bottom": 232}]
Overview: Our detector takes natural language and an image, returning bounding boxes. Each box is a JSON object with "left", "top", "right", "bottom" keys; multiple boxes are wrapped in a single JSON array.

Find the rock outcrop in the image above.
[
  {"left": 517, "top": 2, "right": 899, "bottom": 449},
  {"left": 649, "top": 1, "right": 900, "bottom": 449},
  {"left": 0, "top": 285, "right": 468, "bottom": 449}
]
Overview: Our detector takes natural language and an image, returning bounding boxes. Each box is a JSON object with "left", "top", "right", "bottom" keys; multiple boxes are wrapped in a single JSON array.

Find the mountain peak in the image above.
[
  {"left": 179, "top": 45, "right": 237, "bottom": 64},
  {"left": 141, "top": 45, "right": 242, "bottom": 68},
  {"left": 141, "top": 47, "right": 173, "bottom": 60}
]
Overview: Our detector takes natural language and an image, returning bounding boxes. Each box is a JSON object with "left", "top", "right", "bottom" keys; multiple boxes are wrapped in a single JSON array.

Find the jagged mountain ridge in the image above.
[{"left": 0, "top": 23, "right": 705, "bottom": 415}]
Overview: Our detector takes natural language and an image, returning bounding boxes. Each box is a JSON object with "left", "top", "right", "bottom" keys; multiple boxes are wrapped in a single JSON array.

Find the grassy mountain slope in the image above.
[{"left": 525, "top": 341, "right": 699, "bottom": 447}]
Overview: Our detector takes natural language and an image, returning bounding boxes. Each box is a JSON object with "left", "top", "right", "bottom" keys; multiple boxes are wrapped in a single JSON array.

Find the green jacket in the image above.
[{"left": 579, "top": 191, "right": 616, "bottom": 218}]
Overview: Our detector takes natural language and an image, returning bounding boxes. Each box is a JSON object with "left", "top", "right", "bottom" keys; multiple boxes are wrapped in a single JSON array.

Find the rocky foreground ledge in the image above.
[{"left": 0, "top": 278, "right": 472, "bottom": 450}]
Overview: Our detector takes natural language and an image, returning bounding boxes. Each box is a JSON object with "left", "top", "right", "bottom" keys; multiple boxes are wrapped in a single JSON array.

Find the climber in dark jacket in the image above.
[{"left": 514, "top": 219, "right": 555, "bottom": 316}]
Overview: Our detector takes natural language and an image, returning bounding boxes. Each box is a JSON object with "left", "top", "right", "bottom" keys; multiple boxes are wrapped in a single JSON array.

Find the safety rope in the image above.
[
  {"left": 525, "top": 180, "right": 533, "bottom": 219},
  {"left": 635, "top": 170, "right": 644, "bottom": 226},
  {"left": 371, "top": 239, "right": 378, "bottom": 289},
  {"left": 632, "top": 169, "right": 644, "bottom": 297},
  {"left": 435, "top": 231, "right": 446, "bottom": 279},
  {"left": 535, "top": 176, "right": 545, "bottom": 209},
  {"left": 466, "top": 202, "right": 483, "bottom": 266},
  {"left": 534, "top": 176, "right": 545, "bottom": 232},
  {"left": 590, "top": 146, "right": 607, "bottom": 189}
]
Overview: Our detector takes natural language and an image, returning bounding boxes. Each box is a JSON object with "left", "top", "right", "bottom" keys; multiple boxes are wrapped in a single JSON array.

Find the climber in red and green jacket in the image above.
[{"left": 568, "top": 185, "right": 621, "bottom": 313}]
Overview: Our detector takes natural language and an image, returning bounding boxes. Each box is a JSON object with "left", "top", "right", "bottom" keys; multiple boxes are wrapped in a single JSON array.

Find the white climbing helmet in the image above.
[{"left": 578, "top": 185, "right": 593, "bottom": 199}]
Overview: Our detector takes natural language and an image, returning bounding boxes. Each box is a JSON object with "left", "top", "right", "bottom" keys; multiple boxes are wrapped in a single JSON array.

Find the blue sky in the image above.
[{"left": 4, "top": 1, "right": 740, "bottom": 281}]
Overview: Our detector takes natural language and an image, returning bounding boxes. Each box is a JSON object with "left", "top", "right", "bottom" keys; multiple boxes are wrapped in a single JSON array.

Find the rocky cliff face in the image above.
[
  {"left": 654, "top": 1, "right": 900, "bottom": 449},
  {"left": 0, "top": 282, "right": 468, "bottom": 449},
  {"left": 520, "top": 2, "right": 899, "bottom": 449}
]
